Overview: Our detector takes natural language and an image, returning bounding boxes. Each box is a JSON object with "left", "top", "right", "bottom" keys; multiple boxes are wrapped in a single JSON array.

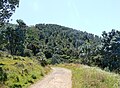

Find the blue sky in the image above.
[{"left": 11, "top": 0, "right": 120, "bottom": 36}]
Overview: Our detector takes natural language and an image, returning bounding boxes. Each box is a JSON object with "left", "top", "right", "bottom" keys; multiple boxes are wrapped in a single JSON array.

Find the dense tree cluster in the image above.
[
  {"left": 100, "top": 29, "right": 120, "bottom": 72},
  {"left": 0, "top": 22, "right": 120, "bottom": 73},
  {"left": 34, "top": 24, "right": 101, "bottom": 64},
  {"left": 0, "top": 20, "right": 26, "bottom": 56},
  {"left": 0, "top": 23, "right": 101, "bottom": 64}
]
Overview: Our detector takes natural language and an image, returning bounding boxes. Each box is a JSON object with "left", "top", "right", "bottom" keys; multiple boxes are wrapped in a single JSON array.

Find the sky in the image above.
[{"left": 11, "top": 0, "right": 120, "bottom": 36}]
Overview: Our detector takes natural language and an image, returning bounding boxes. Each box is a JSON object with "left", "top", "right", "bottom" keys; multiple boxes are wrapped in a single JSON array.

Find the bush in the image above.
[
  {"left": 36, "top": 52, "right": 48, "bottom": 66},
  {"left": 24, "top": 49, "right": 33, "bottom": 57},
  {"left": 44, "top": 50, "right": 52, "bottom": 59},
  {"left": 0, "top": 51, "right": 9, "bottom": 57},
  {"left": 10, "top": 84, "right": 22, "bottom": 88},
  {"left": 46, "top": 59, "right": 52, "bottom": 65},
  {"left": 0, "top": 51, "right": 5, "bottom": 57},
  {"left": 37, "top": 56, "right": 48, "bottom": 67},
  {"left": 28, "top": 80, "right": 34, "bottom": 84},
  {"left": 31, "top": 74, "right": 36, "bottom": 79},
  {"left": 51, "top": 54, "right": 61, "bottom": 65},
  {"left": 13, "top": 56, "right": 25, "bottom": 60},
  {"left": 0, "top": 67, "right": 7, "bottom": 83},
  {"left": 6, "top": 54, "right": 12, "bottom": 59}
]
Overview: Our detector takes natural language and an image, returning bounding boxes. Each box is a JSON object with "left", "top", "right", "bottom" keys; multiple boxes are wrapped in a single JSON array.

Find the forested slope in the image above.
[
  {"left": 0, "top": 22, "right": 120, "bottom": 73},
  {"left": 27, "top": 24, "right": 101, "bottom": 63},
  {"left": 0, "top": 23, "right": 101, "bottom": 64}
]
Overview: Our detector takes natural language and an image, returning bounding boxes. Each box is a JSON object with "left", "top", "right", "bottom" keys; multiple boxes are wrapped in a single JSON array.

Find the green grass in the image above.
[
  {"left": 57, "top": 64, "right": 120, "bottom": 88},
  {"left": 0, "top": 56, "right": 51, "bottom": 88}
]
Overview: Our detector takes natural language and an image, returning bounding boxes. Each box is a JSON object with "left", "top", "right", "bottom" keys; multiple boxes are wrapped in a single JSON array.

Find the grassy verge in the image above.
[
  {"left": 57, "top": 64, "right": 120, "bottom": 88},
  {"left": 0, "top": 56, "right": 51, "bottom": 88}
]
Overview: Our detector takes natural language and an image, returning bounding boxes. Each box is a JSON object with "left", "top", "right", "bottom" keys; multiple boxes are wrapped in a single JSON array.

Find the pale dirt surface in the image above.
[{"left": 29, "top": 67, "right": 72, "bottom": 88}]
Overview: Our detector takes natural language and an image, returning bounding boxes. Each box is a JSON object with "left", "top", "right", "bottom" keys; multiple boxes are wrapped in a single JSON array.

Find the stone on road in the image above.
[{"left": 29, "top": 67, "right": 72, "bottom": 88}]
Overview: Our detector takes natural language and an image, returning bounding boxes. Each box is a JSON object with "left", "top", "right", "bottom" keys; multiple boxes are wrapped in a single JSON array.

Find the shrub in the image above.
[
  {"left": 28, "top": 80, "right": 34, "bottom": 84},
  {"left": 0, "top": 67, "right": 7, "bottom": 83},
  {"left": 51, "top": 54, "right": 61, "bottom": 64},
  {"left": 31, "top": 74, "right": 36, "bottom": 79},
  {"left": 36, "top": 52, "right": 48, "bottom": 66},
  {"left": 0, "top": 51, "right": 9, "bottom": 57},
  {"left": 10, "top": 84, "right": 22, "bottom": 88},
  {"left": 24, "top": 49, "right": 33, "bottom": 57}
]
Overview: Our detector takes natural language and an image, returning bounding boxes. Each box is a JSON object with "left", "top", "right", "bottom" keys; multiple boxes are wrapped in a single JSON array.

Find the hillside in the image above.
[
  {"left": 26, "top": 24, "right": 101, "bottom": 64},
  {"left": 0, "top": 23, "right": 101, "bottom": 65},
  {"left": 1, "top": 22, "right": 120, "bottom": 73},
  {"left": 0, "top": 52, "right": 50, "bottom": 88}
]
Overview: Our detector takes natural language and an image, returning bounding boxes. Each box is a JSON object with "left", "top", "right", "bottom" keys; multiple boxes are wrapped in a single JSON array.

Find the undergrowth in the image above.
[{"left": 0, "top": 56, "right": 51, "bottom": 88}]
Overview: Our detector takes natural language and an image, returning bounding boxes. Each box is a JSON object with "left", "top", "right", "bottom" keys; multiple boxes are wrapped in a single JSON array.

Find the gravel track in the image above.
[{"left": 29, "top": 67, "right": 72, "bottom": 88}]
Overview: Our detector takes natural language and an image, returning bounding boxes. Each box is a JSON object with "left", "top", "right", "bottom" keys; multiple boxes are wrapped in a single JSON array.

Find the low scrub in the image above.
[
  {"left": 58, "top": 64, "right": 120, "bottom": 88},
  {"left": 0, "top": 57, "right": 51, "bottom": 88}
]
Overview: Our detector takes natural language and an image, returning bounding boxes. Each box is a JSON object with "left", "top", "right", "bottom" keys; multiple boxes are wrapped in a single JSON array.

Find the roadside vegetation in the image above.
[
  {"left": 57, "top": 64, "right": 120, "bottom": 88},
  {"left": 0, "top": 53, "right": 51, "bottom": 88}
]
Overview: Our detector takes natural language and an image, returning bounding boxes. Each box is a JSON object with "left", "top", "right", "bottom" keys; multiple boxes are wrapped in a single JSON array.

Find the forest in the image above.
[
  {"left": 0, "top": 0, "right": 120, "bottom": 87},
  {"left": 0, "top": 20, "right": 120, "bottom": 73}
]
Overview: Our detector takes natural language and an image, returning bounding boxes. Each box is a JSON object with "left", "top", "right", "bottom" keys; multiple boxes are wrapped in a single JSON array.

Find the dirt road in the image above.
[{"left": 29, "top": 67, "right": 72, "bottom": 88}]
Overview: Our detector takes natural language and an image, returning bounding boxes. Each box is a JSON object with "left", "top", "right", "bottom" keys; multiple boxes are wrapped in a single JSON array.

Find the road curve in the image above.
[{"left": 29, "top": 67, "right": 72, "bottom": 88}]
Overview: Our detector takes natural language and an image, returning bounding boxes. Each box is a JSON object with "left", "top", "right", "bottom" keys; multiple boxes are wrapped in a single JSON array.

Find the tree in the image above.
[
  {"left": 79, "top": 40, "right": 98, "bottom": 66},
  {"left": 26, "top": 26, "right": 40, "bottom": 56},
  {"left": 14, "top": 19, "right": 26, "bottom": 55},
  {"left": 100, "top": 29, "right": 120, "bottom": 72},
  {"left": 0, "top": 0, "right": 19, "bottom": 25},
  {"left": 2, "top": 19, "right": 26, "bottom": 55}
]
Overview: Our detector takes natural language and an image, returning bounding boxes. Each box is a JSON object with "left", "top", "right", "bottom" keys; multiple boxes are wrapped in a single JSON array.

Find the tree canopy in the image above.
[
  {"left": 0, "top": 0, "right": 19, "bottom": 24},
  {"left": 100, "top": 29, "right": 120, "bottom": 72}
]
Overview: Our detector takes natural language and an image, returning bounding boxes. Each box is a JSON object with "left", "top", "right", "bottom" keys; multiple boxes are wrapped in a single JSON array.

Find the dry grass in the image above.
[{"left": 57, "top": 64, "right": 120, "bottom": 88}]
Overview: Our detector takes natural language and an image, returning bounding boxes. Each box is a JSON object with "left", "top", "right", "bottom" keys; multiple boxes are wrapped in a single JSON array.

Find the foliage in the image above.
[
  {"left": 51, "top": 54, "right": 61, "bottom": 64},
  {"left": 0, "top": 0, "right": 19, "bottom": 24},
  {"left": 0, "top": 20, "right": 26, "bottom": 56},
  {"left": 26, "top": 26, "right": 40, "bottom": 56},
  {"left": 100, "top": 29, "right": 120, "bottom": 73},
  {"left": 36, "top": 52, "right": 48, "bottom": 66},
  {"left": 0, "top": 67, "right": 7, "bottom": 83},
  {"left": 30, "top": 24, "right": 101, "bottom": 64},
  {"left": 2, "top": 22, "right": 120, "bottom": 73},
  {"left": 24, "top": 49, "right": 33, "bottom": 57}
]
